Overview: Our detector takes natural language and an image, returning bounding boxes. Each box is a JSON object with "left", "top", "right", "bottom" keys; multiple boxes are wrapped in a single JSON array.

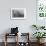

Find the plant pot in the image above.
[
  {"left": 37, "top": 39, "right": 40, "bottom": 43},
  {"left": 40, "top": 39, "right": 45, "bottom": 43},
  {"left": 37, "top": 39, "right": 45, "bottom": 44}
]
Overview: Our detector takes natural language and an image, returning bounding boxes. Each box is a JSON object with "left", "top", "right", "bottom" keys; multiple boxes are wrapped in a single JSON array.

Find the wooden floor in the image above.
[{"left": 0, "top": 42, "right": 46, "bottom": 46}]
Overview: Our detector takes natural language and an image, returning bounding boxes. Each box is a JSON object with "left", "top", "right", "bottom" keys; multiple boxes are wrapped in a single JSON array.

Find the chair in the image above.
[
  {"left": 4, "top": 33, "right": 18, "bottom": 46},
  {"left": 18, "top": 33, "right": 30, "bottom": 46},
  {"left": 4, "top": 27, "right": 19, "bottom": 46}
]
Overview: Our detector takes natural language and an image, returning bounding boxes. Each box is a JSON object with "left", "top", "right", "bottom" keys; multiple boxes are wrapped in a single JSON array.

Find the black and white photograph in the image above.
[{"left": 11, "top": 8, "right": 26, "bottom": 19}]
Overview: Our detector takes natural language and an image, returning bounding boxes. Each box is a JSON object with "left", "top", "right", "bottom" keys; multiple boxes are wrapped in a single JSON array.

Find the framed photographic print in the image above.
[{"left": 11, "top": 8, "right": 26, "bottom": 19}]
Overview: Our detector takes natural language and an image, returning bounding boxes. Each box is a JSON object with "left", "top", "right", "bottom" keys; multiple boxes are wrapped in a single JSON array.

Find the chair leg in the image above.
[
  {"left": 4, "top": 33, "right": 7, "bottom": 46},
  {"left": 4, "top": 41, "right": 7, "bottom": 46}
]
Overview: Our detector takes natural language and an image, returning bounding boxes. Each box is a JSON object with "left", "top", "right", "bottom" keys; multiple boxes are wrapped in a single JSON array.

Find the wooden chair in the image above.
[
  {"left": 4, "top": 33, "right": 18, "bottom": 46},
  {"left": 19, "top": 33, "right": 30, "bottom": 46}
]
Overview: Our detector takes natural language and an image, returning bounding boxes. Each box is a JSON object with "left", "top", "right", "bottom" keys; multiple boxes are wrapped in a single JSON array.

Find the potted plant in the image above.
[{"left": 33, "top": 32, "right": 46, "bottom": 43}]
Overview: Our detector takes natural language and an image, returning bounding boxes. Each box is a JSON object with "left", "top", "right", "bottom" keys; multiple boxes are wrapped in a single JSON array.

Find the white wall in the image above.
[{"left": 0, "top": 0, "right": 36, "bottom": 42}]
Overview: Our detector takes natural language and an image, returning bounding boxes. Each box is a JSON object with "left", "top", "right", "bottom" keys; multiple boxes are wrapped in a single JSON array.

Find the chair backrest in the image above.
[{"left": 11, "top": 27, "right": 18, "bottom": 34}]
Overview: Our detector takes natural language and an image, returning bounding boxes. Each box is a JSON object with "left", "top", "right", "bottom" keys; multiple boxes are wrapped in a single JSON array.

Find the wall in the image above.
[{"left": 0, "top": 0, "right": 36, "bottom": 42}]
